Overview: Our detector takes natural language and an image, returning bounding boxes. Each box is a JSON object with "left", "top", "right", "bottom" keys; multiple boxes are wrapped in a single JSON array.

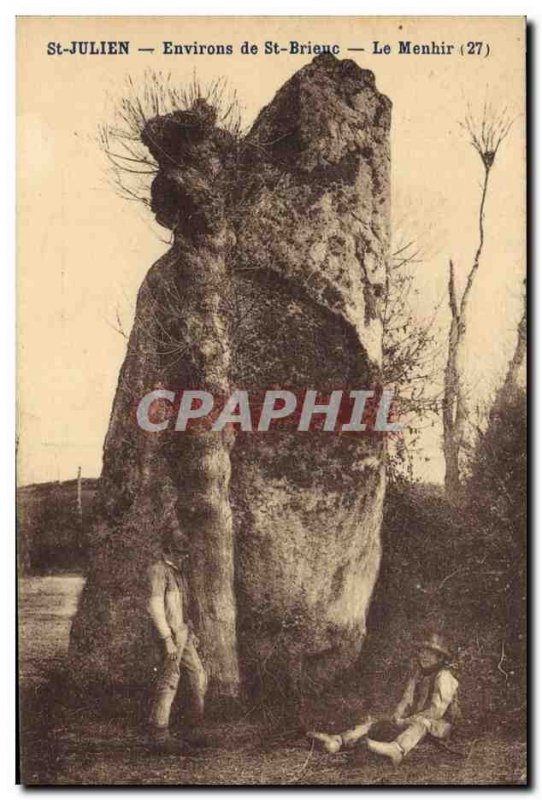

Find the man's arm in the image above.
[{"left": 146, "top": 563, "right": 177, "bottom": 658}]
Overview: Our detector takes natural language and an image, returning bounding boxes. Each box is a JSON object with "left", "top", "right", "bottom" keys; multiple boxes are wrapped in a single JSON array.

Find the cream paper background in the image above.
[{"left": 16, "top": 16, "right": 525, "bottom": 485}]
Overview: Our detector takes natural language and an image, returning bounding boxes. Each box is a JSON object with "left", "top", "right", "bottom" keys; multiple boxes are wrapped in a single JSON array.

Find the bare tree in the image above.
[
  {"left": 383, "top": 234, "right": 444, "bottom": 482},
  {"left": 461, "top": 284, "right": 526, "bottom": 475},
  {"left": 443, "top": 103, "right": 513, "bottom": 499},
  {"left": 499, "top": 290, "right": 527, "bottom": 402}
]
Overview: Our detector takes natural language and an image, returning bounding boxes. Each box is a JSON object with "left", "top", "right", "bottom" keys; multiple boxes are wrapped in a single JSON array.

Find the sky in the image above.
[{"left": 17, "top": 16, "right": 525, "bottom": 486}]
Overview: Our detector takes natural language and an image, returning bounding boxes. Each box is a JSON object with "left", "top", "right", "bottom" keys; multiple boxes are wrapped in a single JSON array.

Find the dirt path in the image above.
[{"left": 19, "top": 575, "right": 85, "bottom": 684}]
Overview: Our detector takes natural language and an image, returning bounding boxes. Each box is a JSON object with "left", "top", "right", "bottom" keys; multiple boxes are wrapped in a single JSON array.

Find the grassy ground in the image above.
[
  {"left": 18, "top": 576, "right": 527, "bottom": 786},
  {"left": 21, "top": 722, "right": 526, "bottom": 786}
]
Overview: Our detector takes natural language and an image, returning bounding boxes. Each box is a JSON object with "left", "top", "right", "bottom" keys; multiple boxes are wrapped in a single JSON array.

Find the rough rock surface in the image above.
[{"left": 69, "top": 54, "right": 391, "bottom": 704}]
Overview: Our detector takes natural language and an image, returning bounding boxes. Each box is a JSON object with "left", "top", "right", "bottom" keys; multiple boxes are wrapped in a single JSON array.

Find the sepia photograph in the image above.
[{"left": 16, "top": 15, "right": 526, "bottom": 786}]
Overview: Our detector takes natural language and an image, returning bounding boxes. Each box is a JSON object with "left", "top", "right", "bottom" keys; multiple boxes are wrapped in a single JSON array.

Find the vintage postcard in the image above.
[{"left": 17, "top": 16, "right": 526, "bottom": 786}]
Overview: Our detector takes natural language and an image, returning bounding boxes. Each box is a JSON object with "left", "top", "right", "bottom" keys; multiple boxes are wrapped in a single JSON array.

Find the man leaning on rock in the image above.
[{"left": 146, "top": 530, "right": 208, "bottom": 753}]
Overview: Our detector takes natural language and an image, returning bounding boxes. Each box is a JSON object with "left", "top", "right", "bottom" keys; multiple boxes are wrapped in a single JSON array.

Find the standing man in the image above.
[{"left": 146, "top": 530, "right": 208, "bottom": 752}]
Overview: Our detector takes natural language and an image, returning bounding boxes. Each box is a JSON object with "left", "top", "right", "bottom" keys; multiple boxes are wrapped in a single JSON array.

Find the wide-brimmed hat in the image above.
[{"left": 419, "top": 633, "right": 452, "bottom": 660}]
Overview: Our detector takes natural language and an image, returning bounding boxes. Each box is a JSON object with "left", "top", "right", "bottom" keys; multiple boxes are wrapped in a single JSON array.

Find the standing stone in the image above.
[{"left": 69, "top": 54, "right": 391, "bottom": 705}]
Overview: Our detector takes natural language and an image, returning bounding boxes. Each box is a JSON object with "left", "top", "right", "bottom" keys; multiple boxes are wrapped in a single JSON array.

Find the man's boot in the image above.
[
  {"left": 306, "top": 731, "right": 343, "bottom": 753},
  {"left": 147, "top": 726, "right": 194, "bottom": 755}
]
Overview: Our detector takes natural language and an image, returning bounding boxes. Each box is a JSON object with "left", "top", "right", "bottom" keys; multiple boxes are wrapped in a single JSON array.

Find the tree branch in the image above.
[{"left": 459, "top": 165, "right": 491, "bottom": 317}]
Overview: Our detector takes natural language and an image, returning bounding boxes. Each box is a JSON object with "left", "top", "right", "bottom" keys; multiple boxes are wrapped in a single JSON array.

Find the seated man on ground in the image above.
[{"left": 308, "top": 633, "right": 459, "bottom": 766}]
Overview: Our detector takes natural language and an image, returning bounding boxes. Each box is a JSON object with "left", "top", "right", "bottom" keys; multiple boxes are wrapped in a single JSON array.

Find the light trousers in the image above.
[
  {"left": 149, "top": 633, "right": 208, "bottom": 731},
  {"left": 342, "top": 716, "right": 452, "bottom": 756}
]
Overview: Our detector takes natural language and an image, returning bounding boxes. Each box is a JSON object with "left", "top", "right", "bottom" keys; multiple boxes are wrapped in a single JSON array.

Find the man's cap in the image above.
[
  {"left": 419, "top": 632, "right": 452, "bottom": 660},
  {"left": 163, "top": 529, "right": 190, "bottom": 553}
]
